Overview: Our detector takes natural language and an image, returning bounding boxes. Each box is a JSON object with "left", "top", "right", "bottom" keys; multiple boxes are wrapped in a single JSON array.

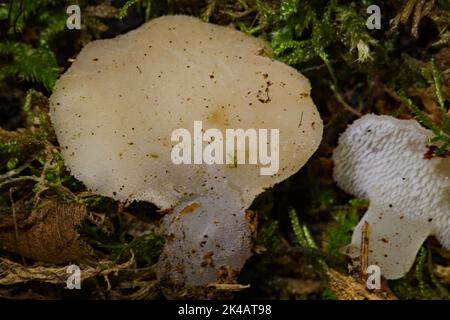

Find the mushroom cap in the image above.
[
  {"left": 333, "top": 114, "right": 450, "bottom": 279},
  {"left": 50, "top": 15, "right": 323, "bottom": 288},
  {"left": 50, "top": 15, "right": 322, "bottom": 211}
]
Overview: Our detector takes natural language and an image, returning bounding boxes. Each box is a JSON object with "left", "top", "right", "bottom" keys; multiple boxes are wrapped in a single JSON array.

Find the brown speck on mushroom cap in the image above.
[{"left": 49, "top": 15, "right": 322, "bottom": 289}]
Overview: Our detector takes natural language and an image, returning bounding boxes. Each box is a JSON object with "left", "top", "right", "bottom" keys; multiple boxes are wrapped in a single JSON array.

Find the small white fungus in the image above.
[{"left": 333, "top": 114, "right": 450, "bottom": 279}]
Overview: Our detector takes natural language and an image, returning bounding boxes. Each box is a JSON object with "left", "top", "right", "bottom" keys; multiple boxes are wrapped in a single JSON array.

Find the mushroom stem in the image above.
[{"left": 156, "top": 181, "right": 252, "bottom": 287}]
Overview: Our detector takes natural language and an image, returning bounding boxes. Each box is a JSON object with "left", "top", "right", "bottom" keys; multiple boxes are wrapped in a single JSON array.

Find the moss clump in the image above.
[
  {"left": 1, "top": 0, "right": 450, "bottom": 300},
  {"left": 324, "top": 199, "right": 368, "bottom": 256}
]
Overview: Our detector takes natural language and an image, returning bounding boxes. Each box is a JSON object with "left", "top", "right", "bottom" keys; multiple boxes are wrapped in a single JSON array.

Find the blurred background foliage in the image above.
[{"left": 0, "top": 0, "right": 449, "bottom": 299}]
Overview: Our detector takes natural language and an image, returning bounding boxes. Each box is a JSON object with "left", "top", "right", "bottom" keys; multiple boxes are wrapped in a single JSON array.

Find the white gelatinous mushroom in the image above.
[
  {"left": 333, "top": 114, "right": 450, "bottom": 279},
  {"left": 49, "top": 15, "right": 323, "bottom": 288}
]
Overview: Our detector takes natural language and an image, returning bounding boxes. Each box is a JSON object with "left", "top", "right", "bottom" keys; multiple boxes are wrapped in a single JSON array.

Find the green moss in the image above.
[
  {"left": 321, "top": 287, "right": 337, "bottom": 300},
  {"left": 125, "top": 233, "right": 165, "bottom": 266},
  {"left": 83, "top": 224, "right": 165, "bottom": 267},
  {"left": 255, "top": 217, "right": 280, "bottom": 252},
  {"left": 324, "top": 199, "right": 368, "bottom": 256},
  {"left": 390, "top": 246, "right": 450, "bottom": 300},
  {"left": 397, "top": 59, "right": 449, "bottom": 157},
  {"left": 0, "top": 0, "right": 72, "bottom": 90}
]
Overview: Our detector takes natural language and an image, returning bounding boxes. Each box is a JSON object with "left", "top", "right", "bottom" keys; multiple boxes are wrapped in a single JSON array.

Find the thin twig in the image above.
[
  {"left": 360, "top": 221, "right": 369, "bottom": 282},
  {"left": 9, "top": 188, "right": 25, "bottom": 265},
  {"left": 0, "top": 176, "right": 39, "bottom": 189},
  {"left": 7, "top": 0, "right": 13, "bottom": 30},
  {"left": 12, "top": 0, "right": 24, "bottom": 33},
  {"left": 431, "top": 58, "right": 447, "bottom": 114},
  {"left": 269, "top": 247, "right": 348, "bottom": 269},
  {"left": 223, "top": 7, "right": 257, "bottom": 19},
  {"left": 0, "top": 161, "right": 31, "bottom": 182},
  {"left": 202, "top": 0, "right": 218, "bottom": 21},
  {"left": 330, "top": 84, "right": 363, "bottom": 117}
]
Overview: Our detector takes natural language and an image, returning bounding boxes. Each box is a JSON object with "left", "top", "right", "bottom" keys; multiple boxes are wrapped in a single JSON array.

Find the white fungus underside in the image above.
[{"left": 333, "top": 114, "right": 450, "bottom": 279}]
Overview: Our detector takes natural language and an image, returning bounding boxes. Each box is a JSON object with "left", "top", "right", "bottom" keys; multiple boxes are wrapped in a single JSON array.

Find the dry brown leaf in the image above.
[
  {"left": 0, "top": 200, "right": 93, "bottom": 264},
  {"left": 390, "top": 0, "right": 436, "bottom": 38},
  {"left": 281, "top": 278, "right": 323, "bottom": 296},
  {"left": 86, "top": 4, "right": 119, "bottom": 18},
  {"left": 328, "top": 268, "right": 397, "bottom": 300},
  {"left": 434, "top": 265, "right": 450, "bottom": 285}
]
